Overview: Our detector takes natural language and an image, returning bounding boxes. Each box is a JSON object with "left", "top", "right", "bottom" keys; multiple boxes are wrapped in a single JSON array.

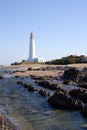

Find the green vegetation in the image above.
[
  {"left": 11, "top": 55, "right": 87, "bottom": 65},
  {"left": 46, "top": 55, "right": 87, "bottom": 65},
  {"left": 11, "top": 60, "right": 45, "bottom": 66}
]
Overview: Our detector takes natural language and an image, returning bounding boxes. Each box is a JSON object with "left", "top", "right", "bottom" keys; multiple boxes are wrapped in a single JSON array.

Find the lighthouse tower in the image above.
[
  {"left": 28, "top": 32, "right": 36, "bottom": 62},
  {"left": 27, "top": 32, "right": 45, "bottom": 63}
]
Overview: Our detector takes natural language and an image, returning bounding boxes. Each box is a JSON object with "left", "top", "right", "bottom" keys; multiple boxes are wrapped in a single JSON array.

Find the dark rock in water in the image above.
[
  {"left": 63, "top": 68, "right": 80, "bottom": 82},
  {"left": 36, "top": 80, "right": 61, "bottom": 90},
  {"left": 23, "top": 83, "right": 29, "bottom": 88},
  {"left": 17, "top": 81, "right": 37, "bottom": 92},
  {"left": 78, "top": 83, "right": 87, "bottom": 88},
  {"left": 31, "top": 75, "right": 44, "bottom": 80},
  {"left": 63, "top": 67, "right": 87, "bottom": 87},
  {"left": 31, "top": 75, "right": 59, "bottom": 81},
  {"left": 15, "top": 75, "right": 20, "bottom": 78},
  {"left": 77, "top": 68, "right": 87, "bottom": 88},
  {"left": 17, "top": 81, "right": 23, "bottom": 85},
  {"left": 63, "top": 79, "right": 73, "bottom": 85},
  {"left": 78, "top": 77, "right": 87, "bottom": 88},
  {"left": 27, "top": 67, "right": 32, "bottom": 71},
  {"left": 58, "top": 87, "right": 67, "bottom": 94},
  {"left": 69, "top": 89, "right": 87, "bottom": 103},
  {"left": 48, "top": 90, "right": 84, "bottom": 110},
  {"left": 39, "top": 89, "right": 50, "bottom": 97},
  {"left": 0, "top": 75, "right": 3, "bottom": 79},
  {"left": 28, "top": 84, "right": 36, "bottom": 91},
  {"left": 81, "top": 68, "right": 87, "bottom": 77}
]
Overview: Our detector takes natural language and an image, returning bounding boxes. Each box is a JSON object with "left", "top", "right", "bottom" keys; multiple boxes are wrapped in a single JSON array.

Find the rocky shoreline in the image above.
[
  {"left": 10, "top": 65, "right": 87, "bottom": 118},
  {"left": 12, "top": 65, "right": 87, "bottom": 118},
  {"left": 47, "top": 67, "right": 87, "bottom": 118},
  {"left": 1, "top": 64, "right": 87, "bottom": 129}
]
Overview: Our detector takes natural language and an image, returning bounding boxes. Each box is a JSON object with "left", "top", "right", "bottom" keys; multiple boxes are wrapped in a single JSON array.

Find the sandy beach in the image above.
[
  {"left": 0, "top": 63, "right": 87, "bottom": 78},
  {"left": 2, "top": 63, "right": 86, "bottom": 77},
  {"left": 12, "top": 64, "right": 64, "bottom": 77}
]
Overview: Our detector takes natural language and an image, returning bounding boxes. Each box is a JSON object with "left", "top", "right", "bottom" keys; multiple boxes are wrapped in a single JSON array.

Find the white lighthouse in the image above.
[
  {"left": 29, "top": 32, "right": 35, "bottom": 62},
  {"left": 27, "top": 32, "right": 45, "bottom": 63}
]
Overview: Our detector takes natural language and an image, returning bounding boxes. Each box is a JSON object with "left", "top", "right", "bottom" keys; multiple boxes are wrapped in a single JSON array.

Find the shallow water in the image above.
[{"left": 0, "top": 68, "right": 87, "bottom": 130}]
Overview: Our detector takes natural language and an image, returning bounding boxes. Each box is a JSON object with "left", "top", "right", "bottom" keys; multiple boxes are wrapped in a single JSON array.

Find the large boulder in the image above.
[
  {"left": 48, "top": 90, "right": 83, "bottom": 110},
  {"left": 77, "top": 68, "right": 87, "bottom": 88},
  {"left": 0, "top": 75, "right": 3, "bottom": 79},
  {"left": 63, "top": 79, "right": 73, "bottom": 85},
  {"left": 69, "top": 89, "right": 87, "bottom": 103},
  {"left": 63, "top": 68, "right": 80, "bottom": 83},
  {"left": 81, "top": 68, "right": 87, "bottom": 77},
  {"left": 27, "top": 67, "right": 33, "bottom": 71},
  {"left": 78, "top": 77, "right": 87, "bottom": 88}
]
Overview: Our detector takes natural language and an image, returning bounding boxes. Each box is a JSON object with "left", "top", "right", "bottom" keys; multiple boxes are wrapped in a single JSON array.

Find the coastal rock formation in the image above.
[
  {"left": 38, "top": 89, "right": 50, "bottom": 97},
  {"left": 17, "top": 80, "right": 51, "bottom": 96},
  {"left": 31, "top": 75, "right": 59, "bottom": 81},
  {"left": 0, "top": 75, "right": 3, "bottom": 79},
  {"left": 81, "top": 68, "right": 87, "bottom": 77},
  {"left": 63, "top": 80, "right": 73, "bottom": 85},
  {"left": 15, "top": 75, "right": 20, "bottom": 78},
  {"left": 69, "top": 89, "right": 87, "bottom": 103},
  {"left": 28, "top": 84, "right": 37, "bottom": 91},
  {"left": 35, "top": 80, "right": 61, "bottom": 90},
  {"left": 31, "top": 75, "right": 46, "bottom": 80},
  {"left": 78, "top": 76, "right": 87, "bottom": 88},
  {"left": 17, "top": 81, "right": 37, "bottom": 91},
  {"left": 77, "top": 68, "right": 87, "bottom": 88},
  {"left": 27, "top": 67, "right": 33, "bottom": 71},
  {"left": 17, "top": 81, "right": 23, "bottom": 85},
  {"left": 63, "top": 68, "right": 80, "bottom": 83},
  {"left": 48, "top": 90, "right": 83, "bottom": 110},
  {"left": 63, "top": 67, "right": 87, "bottom": 87}
]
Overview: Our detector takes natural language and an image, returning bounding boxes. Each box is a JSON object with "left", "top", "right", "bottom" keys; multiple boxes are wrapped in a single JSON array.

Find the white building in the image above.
[
  {"left": 27, "top": 32, "right": 45, "bottom": 63},
  {"left": 81, "top": 56, "right": 87, "bottom": 62}
]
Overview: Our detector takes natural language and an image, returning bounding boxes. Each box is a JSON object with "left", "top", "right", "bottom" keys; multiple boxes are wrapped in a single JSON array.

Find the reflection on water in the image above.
[{"left": 0, "top": 68, "right": 87, "bottom": 130}]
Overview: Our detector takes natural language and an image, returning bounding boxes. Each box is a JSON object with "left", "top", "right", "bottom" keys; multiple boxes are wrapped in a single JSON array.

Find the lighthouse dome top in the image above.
[{"left": 30, "top": 32, "right": 34, "bottom": 38}]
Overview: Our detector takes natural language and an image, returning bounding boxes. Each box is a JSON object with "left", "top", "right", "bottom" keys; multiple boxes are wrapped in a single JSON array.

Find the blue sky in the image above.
[{"left": 0, "top": 0, "right": 87, "bottom": 65}]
